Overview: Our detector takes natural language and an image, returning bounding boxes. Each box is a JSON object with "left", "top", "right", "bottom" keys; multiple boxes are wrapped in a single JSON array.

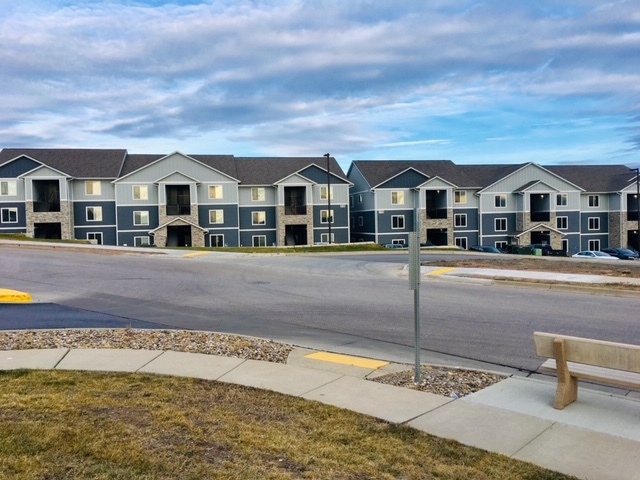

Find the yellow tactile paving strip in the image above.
[
  {"left": 183, "top": 252, "right": 211, "bottom": 258},
  {"left": 0, "top": 289, "right": 32, "bottom": 303},
  {"left": 427, "top": 267, "right": 456, "bottom": 275},
  {"left": 304, "top": 351, "right": 389, "bottom": 369}
]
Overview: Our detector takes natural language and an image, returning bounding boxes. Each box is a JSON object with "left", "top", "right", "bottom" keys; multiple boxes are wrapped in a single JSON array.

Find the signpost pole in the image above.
[{"left": 408, "top": 231, "right": 421, "bottom": 383}]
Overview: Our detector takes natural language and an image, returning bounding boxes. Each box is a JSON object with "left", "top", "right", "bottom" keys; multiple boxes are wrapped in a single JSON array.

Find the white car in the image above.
[{"left": 571, "top": 250, "right": 619, "bottom": 260}]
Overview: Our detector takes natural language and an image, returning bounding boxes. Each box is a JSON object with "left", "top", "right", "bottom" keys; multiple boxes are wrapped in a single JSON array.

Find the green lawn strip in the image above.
[{"left": 0, "top": 370, "right": 574, "bottom": 480}]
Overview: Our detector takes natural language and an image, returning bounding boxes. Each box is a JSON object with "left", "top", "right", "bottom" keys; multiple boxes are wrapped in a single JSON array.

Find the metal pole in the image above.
[{"left": 324, "top": 153, "right": 332, "bottom": 244}]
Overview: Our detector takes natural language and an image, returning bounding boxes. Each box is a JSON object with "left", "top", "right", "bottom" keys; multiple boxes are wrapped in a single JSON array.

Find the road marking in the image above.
[
  {"left": 183, "top": 252, "right": 211, "bottom": 258},
  {"left": 0, "top": 289, "right": 32, "bottom": 303},
  {"left": 304, "top": 352, "right": 389, "bottom": 369},
  {"left": 427, "top": 267, "right": 456, "bottom": 276}
]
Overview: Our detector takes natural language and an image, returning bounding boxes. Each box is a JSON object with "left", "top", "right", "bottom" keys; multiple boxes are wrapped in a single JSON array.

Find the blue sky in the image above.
[{"left": 1, "top": 0, "right": 639, "bottom": 172}]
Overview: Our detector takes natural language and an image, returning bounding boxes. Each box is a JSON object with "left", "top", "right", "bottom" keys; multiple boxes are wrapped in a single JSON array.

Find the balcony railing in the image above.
[
  {"left": 531, "top": 212, "right": 550, "bottom": 222},
  {"left": 166, "top": 204, "right": 191, "bottom": 215},
  {"left": 34, "top": 201, "right": 61, "bottom": 213},
  {"left": 285, "top": 205, "right": 306, "bottom": 215},
  {"left": 426, "top": 208, "right": 447, "bottom": 220}
]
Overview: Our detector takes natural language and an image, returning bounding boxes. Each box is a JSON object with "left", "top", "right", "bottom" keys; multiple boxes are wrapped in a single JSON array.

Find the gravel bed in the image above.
[{"left": 0, "top": 329, "right": 504, "bottom": 397}]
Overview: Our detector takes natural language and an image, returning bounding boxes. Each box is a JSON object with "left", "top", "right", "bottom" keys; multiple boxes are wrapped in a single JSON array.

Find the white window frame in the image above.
[
  {"left": 562, "top": 239, "right": 569, "bottom": 252},
  {"left": 1, "top": 207, "right": 18, "bottom": 223},
  {"left": 86, "top": 232, "right": 103, "bottom": 245},
  {"left": 556, "top": 216, "right": 568, "bottom": 230},
  {"left": 588, "top": 239, "right": 600, "bottom": 251},
  {"left": 133, "top": 185, "right": 148, "bottom": 200},
  {"left": 391, "top": 239, "right": 405, "bottom": 245},
  {"left": 321, "top": 209, "right": 334, "bottom": 224},
  {"left": 209, "top": 209, "right": 224, "bottom": 224},
  {"left": 252, "top": 211, "right": 266, "bottom": 225},
  {"left": 0, "top": 181, "right": 17, "bottom": 196},
  {"left": 210, "top": 234, "right": 224, "bottom": 248},
  {"left": 454, "top": 213, "right": 467, "bottom": 227},
  {"left": 494, "top": 194, "right": 507, "bottom": 208},
  {"left": 455, "top": 237, "right": 467, "bottom": 250},
  {"left": 86, "top": 206, "right": 102, "bottom": 222},
  {"left": 495, "top": 218, "right": 507, "bottom": 232},
  {"left": 133, "top": 210, "right": 149, "bottom": 226},
  {"left": 588, "top": 195, "right": 599, "bottom": 208},
  {"left": 251, "top": 187, "right": 265, "bottom": 202},
  {"left": 454, "top": 191, "right": 466, "bottom": 204},
  {"left": 588, "top": 217, "right": 600, "bottom": 231},
  {"left": 556, "top": 193, "right": 567, "bottom": 206},
  {"left": 320, "top": 233, "right": 335, "bottom": 243},
  {"left": 134, "top": 236, "right": 151, "bottom": 247},
  {"left": 209, "top": 185, "right": 223, "bottom": 199},
  {"left": 495, "top": 241, "right": 507, "bottom": 249},
  {"left": 85, "top": 181, "right": 101, "bottom": 196},
  {"left": 321, "top": 186, "right": 334, "bottom": 200},
  {"left": 391, "top": 191, "right": 404, "bottom": 205},
  {"left": 391, "top": 215, "right": 405, "bottom": 229},
  {"left": 252, "top": 235, "right": 267, "bottom": 247}
]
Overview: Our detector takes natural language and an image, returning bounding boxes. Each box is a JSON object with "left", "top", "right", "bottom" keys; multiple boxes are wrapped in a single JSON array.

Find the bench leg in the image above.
[{"left": 553, "top": 338, "right": 578, "bottom": 409}]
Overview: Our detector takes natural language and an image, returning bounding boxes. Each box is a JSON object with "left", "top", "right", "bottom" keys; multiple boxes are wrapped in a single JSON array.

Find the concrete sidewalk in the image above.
[{"left": 1, "top": 346, "right": 638, "bottom": 480}]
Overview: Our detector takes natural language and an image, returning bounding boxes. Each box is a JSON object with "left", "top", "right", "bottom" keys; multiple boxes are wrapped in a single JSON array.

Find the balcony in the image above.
[
  {"left": 166, "top": 204, "right": 191, "bottom": 216},
  {"left": 426, "top": 208, "right": 447, "bottom": 220},
  {"left": 285, "top": 205, "right": 306, "bottom": 215},
  {"left": 531, "top": 212, "right": 550, "bottom": 222}
]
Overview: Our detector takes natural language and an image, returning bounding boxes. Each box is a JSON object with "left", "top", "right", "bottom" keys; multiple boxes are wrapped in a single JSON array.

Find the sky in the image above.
[{"left": 1, "top": 0, "right": 639, "bottom": 172}]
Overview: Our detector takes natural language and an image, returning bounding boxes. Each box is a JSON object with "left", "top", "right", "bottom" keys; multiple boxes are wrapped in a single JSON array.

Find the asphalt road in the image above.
[{"left": 1, "top": 245, "right": 638, "bottom": 374}]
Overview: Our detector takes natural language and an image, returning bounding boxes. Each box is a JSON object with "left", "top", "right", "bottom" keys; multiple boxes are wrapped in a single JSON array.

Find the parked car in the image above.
[
  {"left": 601, "top": 247, "right": 638, "bottom": 260},
  {"left": 571, "top": 250, "right": 619, "bottom": 260},
  {"left": 384, "top": 243, "right": 408, "bottom": 249},
  {"left": 469, "top": 245, "right": 502, "bottom": 253}
]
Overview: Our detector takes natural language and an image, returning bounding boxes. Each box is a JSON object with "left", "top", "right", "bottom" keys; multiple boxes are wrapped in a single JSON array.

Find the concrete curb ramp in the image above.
[{"left": 0, "top": 288, "right": 32, "bottom": 303}]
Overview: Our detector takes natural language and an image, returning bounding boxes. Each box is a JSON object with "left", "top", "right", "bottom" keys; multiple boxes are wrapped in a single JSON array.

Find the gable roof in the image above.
[
  {"left": 0, "top": 148, "right": 127, "bottom": 178},
  {"left": 545, "top": 165, "right": 635, "bottom": 192},
  {"left": 351, "top": 160, "right": 465, "bottom": 189},
  {"left": 234, "top": 157, "right": 347, "bottom": 185}
]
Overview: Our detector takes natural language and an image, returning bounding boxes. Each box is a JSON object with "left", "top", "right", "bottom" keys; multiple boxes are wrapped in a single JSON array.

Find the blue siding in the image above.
[
  {"left": 73, "top": 201, "right": 116, "bottom": 226},
  {"left": 74, "top": 226, "right": 117, "bottom": 245},
  {"left": 313, "top": 205, "right": 349, "bottom": 227},
  {"left": 198, "top": 204, "right": 238, "bottom": 228},
  {"left": 0, "top": 156, "right": 40, "bottom": 177},
  {"left": 376, "top": 209, "right": 414, "bottom": 234},
  {"left": 453, "top": 207, "right": 478, "bottom": 231},
  {"left": 117, "top": 206, "right": 160, "bottom": 230},
  {"left": 118, "top": 231, "right": 154, "bottom": 247},
  {"left": 300, "top": 165, "right": 349, "bottom": 185},
  {"left": 205, "top": 229, "right": 239, "bottom": 247},
  {"left": 0, "top": 203, "right": 26, "bottom": 228},
  {"left": 377, "top": 169, "right": 428, "bottom": 189},
  {"left": 239, "top": 230, "right": 276, "bottom": 247},
  {"left": 313, "top": 228, "right": 349, "bottom": 244},
  {"left": 481, "top": 213, "right": 517, "bottom": 235},
  {"left": 580, "top": 212, "right": 607, "bottom": 233}
]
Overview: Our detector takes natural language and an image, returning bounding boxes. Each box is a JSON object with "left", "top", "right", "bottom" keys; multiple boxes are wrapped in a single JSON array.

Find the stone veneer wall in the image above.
[
  {"left": 520, "top": 212, "right": 562, "bottom": 249},
  {"left": 276, "top": 205, "right": 313, "bottom": 246},
  {"left": 609, "top": 212, "right": 622, "bottom": 248},
  {"left": 620, "top": 214, "right": 638, "bottom": 249},
  {"left": 419, "top": 209, "right": 454, "bottom": 245},
  {"left": 25, "top": 201, "right": 73, "bottom": 240},
  {"left": 154, "top": 205, "right": 204, "bottom": 248}
]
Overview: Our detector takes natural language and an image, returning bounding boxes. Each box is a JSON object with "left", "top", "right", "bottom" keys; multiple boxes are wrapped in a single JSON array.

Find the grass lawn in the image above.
[{"left": 0, "top": 370, "right": 574, "bottom": 480}]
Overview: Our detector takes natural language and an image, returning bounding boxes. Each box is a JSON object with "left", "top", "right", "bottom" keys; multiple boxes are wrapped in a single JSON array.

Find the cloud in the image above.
[{"left": 0, "top": 0, "right": 638, "bottom": 164}]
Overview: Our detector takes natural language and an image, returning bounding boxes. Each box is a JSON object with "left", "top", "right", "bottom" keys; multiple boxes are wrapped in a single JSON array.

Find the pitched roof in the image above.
[
  {"left": 351, "top": 160, "right": 464, "bottom": 188},
  {"left": 0, "top": 148, "right": 127, "bottom": 178},
  {"left": 545, "top": 165, "right": 635, "bottom": 192},
  {"left": 234, "top": 157, "right": 347, "bottom": 185}
]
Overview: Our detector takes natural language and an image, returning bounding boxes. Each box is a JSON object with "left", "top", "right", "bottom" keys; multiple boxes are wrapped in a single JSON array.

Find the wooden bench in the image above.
[{"left": 533, "top": 331, "right": 640, "bottom": 409}]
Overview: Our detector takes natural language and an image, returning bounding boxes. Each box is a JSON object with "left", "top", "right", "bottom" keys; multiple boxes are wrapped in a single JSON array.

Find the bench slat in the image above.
[
  {"left": 534, "top": 332, "right": 640, "bottom": 373},
  {"left": 540, "top": 358, "right": 640, "bottom": 389}
]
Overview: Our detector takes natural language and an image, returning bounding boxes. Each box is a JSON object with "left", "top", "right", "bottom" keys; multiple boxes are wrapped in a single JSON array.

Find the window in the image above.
[
  {"left": 358, "top": 216, "right": 363, "bottom": 226},
  {"left": 391, "top": 239, "right": 405, "bottom": 245},
  {"left": 134, "top": 236, "right": 150, "bottom": 247},
  {"left": 87, "top": 232, "right": 103, "bottom": 245},
  {"left": 495, "top": 241, "right": 508, "bottom": 250},
  {"left": 1, "top": 207, "right": 17, "bottom": 223},
  {"left": 588, "top": 217, "right": 600, "bottom": 230},
  {"left": 209, "top": 210, "right": 224, "bottom": 224},
  {"left": 494, "top": 194, "right": 507, "bottom": 208},
  {"left": 588, "top": 239, "right": 600, "bottom": 251},
  {"left": 454, "top": 191, "right": 466, "bottom": 204},
  {"left": 86, "top": 206, "right": 102, "bottom": 222},
  {"left": 321, "top": 209, "right": 334, "bottom": 224},
  {"left": 556, "top": 193, "right": 567, "bottom": 206},
  {"left": 210, "top": 234, "right": 224, "bottom": 247},
  {"left": 209, "top": 185, "right": 223, "bottom": 199},
  {"left": 562, "top": 239, "right": 569, "bottom": 252},
  {"left": 251, "top": 187, "right": 265, "bottom": 201},
  {"left": 252, "top": 235, "right": 267, "bottom": 247},
  {"left": 321, "top": 186, "right": 333, "bottom": 200},
  {"left": 391, "top": 215, "right": 405, "bottom": 229},
  {"left": 391, "top": 191, "right": 404, "bottom": 205},
  {"left": 454, "top": 214, "right": 467, "bottom": 227},
  {"left": 85, "top": 181, "right": 101, "bottom": 195},
  {"left": 0, "top": 181, "right": 17, "bottom": 196},
  {"left": 252, "top": 211, "right": 266, "bottom": 225},
  {"left": 495, "top": 218, "right": 507, "bottom": 231},
  {"left": 455, "top": 237, "right": 467, "bottom": 250},
  {"left": 134, "top": 211, "right": 149, "bottom": 226},
  {"left": 321, "top": 233, "right": 335, "bottom": 243},
  {"left": 133, "top": 185, "right": 148, "bottom": 200},
  {"left": 588, "top": 195, "right": 599, "bottom": 207},
  {"left": 556, "top": 216, "right": 568, "bottom": 229}
]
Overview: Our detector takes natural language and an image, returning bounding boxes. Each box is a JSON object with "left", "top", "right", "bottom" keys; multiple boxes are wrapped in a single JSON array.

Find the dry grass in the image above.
[{"left": 0, "top": 370, "right": 574, "bottom": 480}]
